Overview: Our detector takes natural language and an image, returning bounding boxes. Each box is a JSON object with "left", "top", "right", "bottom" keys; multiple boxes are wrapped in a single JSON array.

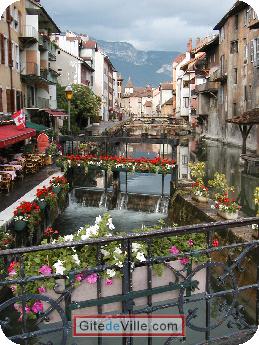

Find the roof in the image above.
[
  {"left": 160, "top": 83, "right": 174, "bottom": 90},
  {"left": 82, "top": 40, "right": 98, "bottom": 50},
  {"left": 144, "top": 101, "right": 152, "bottom": 107},
  {"left": 214, "top": 1, "right": 248, "bottom": 30},
  {"left": 26, "top": 121, "right": 51, "bottom": 133},
  {"left": 44, "top": 109, "right": 68, "bottom": 117},
  {"left": 226, "top": 108, "right": 259, "bottom": 125},
  {"left": 181, "top": 52, "right": 206, "bottom": 71},
  {"left": 249, "top": 20, "right": 259, "bottom": 29},
  {"left": 27, "top": 0, "right": 60, "bottom": 33},
  {"left": 193, "top": 35, "right": 219, "bottom": 54},
  {"left": 162, "top": 97, "right": 174, "bottom": 106},
  {"left": 173, "top": 53, "right": 186, "bottom": 65},
  {"left": 0, "top": 125, "right": 36, "bottom": 149}
]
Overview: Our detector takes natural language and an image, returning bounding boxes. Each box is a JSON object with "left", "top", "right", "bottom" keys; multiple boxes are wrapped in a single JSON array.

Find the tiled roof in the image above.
[
  {"left": 226, "top": 108, "right": 259, "bottom": 125},
  {"left": 181, "top": 52, "right": 206, "bottom": 71},
  {"left": 160, "top": 83, "right": 174, "bottom": 90},
  {"left": 214, "top": 1, "right": 248, "bottom": 30},
  {"left": 82, "top": 40, "right": 97, "bottom": 49},
  {"left": 173, "top": 53, "right": 186, "bottom": 65},
  {"left": 144, "top": 101, "right": 152, "bottom": 107},
  {"left": 192, "top": 35, "right": 219, "bottom": 54},
  {"left": 162, "top": 97, "right": 174, "bottom": 106}
]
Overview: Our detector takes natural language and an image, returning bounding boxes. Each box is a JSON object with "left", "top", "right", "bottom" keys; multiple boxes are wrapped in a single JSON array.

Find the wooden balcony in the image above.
[{"left": 196, "top": 81, "right": 220, "bottom": 94}]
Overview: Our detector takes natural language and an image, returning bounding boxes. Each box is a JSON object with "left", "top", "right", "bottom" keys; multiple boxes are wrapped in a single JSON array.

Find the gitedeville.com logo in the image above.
[{"left": 73, "top": 315, "right": 185, "bottom": 337}]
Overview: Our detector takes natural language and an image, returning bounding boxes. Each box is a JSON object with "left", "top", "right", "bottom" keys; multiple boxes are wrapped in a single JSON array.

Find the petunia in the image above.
[
  {"left": 38, "top": 287, "right": 46, "bottom": 294},
  {"left": 31, "top": 301, "right": 43, "bottom": 314},
  {"left": 180, "top": 257, "right": 190, "bottom": 266},
  {"left": 105, "top": 279, "right": 113, "bottom": 286},
  {"left": 53, "top": 260, "right": 66, "bottom": 275},
  {"left": 106, "top": 269, "right": 116, "bottom": 278},
  {"left": 72, "top": 254, "right": 80, "bottom": 266}
]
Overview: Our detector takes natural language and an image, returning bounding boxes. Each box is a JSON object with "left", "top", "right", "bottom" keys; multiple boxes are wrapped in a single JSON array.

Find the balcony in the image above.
[
  {"left": 39, "top": 36, "right": 57, "bottom": 60},
  {"left": 27, "top": 97, "right": 49, "bottom": 110},
  {"left": 40, "top": 68, "right": 58, "bottom": 84},
  {"left": 20, "top": 62, "right": 39, "bottom": 76},
  {"left": 19, "top": 25, "right": 38, "bottom": 46},
  {"left": 210, "top": 69, "right": 228, "bottom": 83},
  {"left": 196, "top": 81, "right": 220, "bottom": 94}
]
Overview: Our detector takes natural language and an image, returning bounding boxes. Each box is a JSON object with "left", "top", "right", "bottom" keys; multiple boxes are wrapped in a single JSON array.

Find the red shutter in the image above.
[
  {"left": 0, "top": 88, "right": 3, "bottom": 112},
  {"left": 8, "top": 39, "right": 13, "bottom": 67},
  {"left": 0, "top": 34, "right": 5, "bottom": 64}
]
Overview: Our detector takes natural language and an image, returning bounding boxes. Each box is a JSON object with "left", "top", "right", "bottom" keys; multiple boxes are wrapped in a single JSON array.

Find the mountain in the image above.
[{"left": 95, "top": 39, "right": 179, "bottom": 87}]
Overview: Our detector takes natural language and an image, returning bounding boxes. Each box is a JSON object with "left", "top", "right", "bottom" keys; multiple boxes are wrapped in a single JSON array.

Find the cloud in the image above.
[{"left": 41, "top": 0, "right": 235, "bottom": 51}]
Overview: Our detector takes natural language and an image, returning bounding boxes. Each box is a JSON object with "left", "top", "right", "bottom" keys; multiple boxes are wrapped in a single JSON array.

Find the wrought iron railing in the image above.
[{"left": 0, "top": 217, "right": 259, "bottom": 345}]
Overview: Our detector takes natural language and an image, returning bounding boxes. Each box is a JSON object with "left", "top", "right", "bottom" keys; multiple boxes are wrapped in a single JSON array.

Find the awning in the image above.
[
  {"left": 44, "top": 109, "right": 68, "bottom": 117},
  {"left": 0, "top": 125, "right": 36, "bottom": 149},
  {"left": 26, "top": 121, "right": 51, "bottom": 133}
]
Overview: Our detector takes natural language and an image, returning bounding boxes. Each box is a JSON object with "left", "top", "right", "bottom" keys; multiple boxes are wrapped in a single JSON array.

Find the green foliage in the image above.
[{"left": 57, "top": 83, "right": 101, "bottom": 130}]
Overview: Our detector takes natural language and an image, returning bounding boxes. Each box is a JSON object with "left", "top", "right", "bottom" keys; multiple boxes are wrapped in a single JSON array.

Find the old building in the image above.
[{"left": 0, "top": 1, "right": 25, "bottom": 114}]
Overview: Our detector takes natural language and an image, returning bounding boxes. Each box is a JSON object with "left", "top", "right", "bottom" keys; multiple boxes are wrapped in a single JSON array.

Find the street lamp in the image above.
[{"left": 65, "top": 85, "right": 73, "bottom": 133}]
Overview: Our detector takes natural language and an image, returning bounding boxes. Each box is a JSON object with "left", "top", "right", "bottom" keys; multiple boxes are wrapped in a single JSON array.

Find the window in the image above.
[
  {"left": 243, "top": 39, "right": 248, "bottom": 63},
  {"left": 230, "top": 40, "right": 238, "bottom": 54},
  {"left": 219, "top": 87, "right": 224, "bottom": 105},
  {"left": 15, "top": 44, "right": 19, "bottom": 70},
  {"left": 234, "top": 15, "right": 239, "bottom": 30},
  {"left": 220, "top": 55, "right": 225, "bottom": 75},
  {"left": 183, "top": 97, "right": 189, "bottom": 108},
  {"left": 244, "top": 86, "right": 248, "bottom": 101},
  {"left": 182, "top": 155, "right": 188, "bottom": 165},
  {"left": 183, "top": 80, "right": 189, "bottom": 88},
  {"left": 233, "top": 103, "right": 237, "bottom": 117},
  {"left": 244, "top": 9, "right": 248, "bottom": 26},
  {"left": 251, "top": 40, "right": 255, "bottom": 63},
  {"left": 16, "top": 90, "right": 21, "bottom": 111},
  {"left": 233, "top": 68, "right": 238, "bottom": 84},
  {"left": 256, "top": 38, "right": 259, "bottom": 67},
  {"left": 219, "top": 27, "right": 225, "bottom": 43}
]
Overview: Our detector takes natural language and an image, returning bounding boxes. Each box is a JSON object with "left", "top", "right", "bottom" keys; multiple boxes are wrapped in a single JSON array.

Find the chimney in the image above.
[
  {"left": 187, "top": 38, "right": 192, "bottom": 52},
  {"left": 196, "top": 37, "right": 201, "bottom": 48}
]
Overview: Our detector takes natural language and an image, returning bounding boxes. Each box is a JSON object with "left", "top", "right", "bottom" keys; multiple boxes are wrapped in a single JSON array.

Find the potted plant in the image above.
[
  {"left": 189, "top": 162, "right": 209, "bottom": 203},
  {"left": 209, "top": 173, "right": 241, "bottom": 220},
  {"left": 13, "top": 202, "right": 41, "bottom": 232},
  {"left": 45, "top": 143, "right": 59, "bottom": 165}
]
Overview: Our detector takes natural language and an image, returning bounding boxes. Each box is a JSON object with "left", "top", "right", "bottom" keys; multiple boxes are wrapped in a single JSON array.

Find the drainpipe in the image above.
[{"left": 7, "top": 7, "right": 14, "bottom": 112}]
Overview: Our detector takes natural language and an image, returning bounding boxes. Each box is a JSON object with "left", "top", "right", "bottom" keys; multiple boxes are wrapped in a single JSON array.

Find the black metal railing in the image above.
[{"left": 0, "top": 217, "right": 259, "bottom": 344}]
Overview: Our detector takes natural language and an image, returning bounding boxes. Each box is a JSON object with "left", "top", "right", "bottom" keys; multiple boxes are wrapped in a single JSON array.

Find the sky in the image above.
[{"left": 41, "top": 0, "right": 235, "bottom": 52}]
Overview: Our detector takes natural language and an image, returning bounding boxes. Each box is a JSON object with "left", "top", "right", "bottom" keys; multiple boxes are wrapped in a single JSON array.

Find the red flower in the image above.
[{"left": 212, "top": 240, "right": 219, "bottom": 248}]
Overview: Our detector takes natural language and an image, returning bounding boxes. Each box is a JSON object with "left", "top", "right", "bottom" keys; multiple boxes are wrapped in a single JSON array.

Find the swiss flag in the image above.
[{"left": 12, "top": 110, "right": 26, "bottom": 130}]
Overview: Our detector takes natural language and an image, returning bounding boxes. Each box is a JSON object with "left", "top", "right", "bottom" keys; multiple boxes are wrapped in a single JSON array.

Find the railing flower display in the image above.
[
  {"left": 57, "top": 155, "right": 176, "bottom": 175},
  {"left": 13, "top": 201, "right": 41, "bottom": 233},
  {"left": 209, "top": 172, "right": 241, "bottom": 220}
]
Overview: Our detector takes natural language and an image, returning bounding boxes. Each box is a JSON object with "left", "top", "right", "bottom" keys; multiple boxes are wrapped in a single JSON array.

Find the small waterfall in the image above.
[
  {"left": 155, "top": 196, "right": 169, "bottom": 214},
  {"left": 99, "top": 192, "right": 108, "bottom": 208},
  {"left": 117, "top": 193, "right": 128, "bottom": 210}
]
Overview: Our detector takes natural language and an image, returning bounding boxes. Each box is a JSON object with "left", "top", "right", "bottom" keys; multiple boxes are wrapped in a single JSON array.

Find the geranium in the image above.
[
  {"left": 169, "top": 246, "right": 180, "bottom": 255},
  {"left": 212, "top": 240, "right": 219, "bottom": 248},
  {"left": 39, "top": 265, "right": 52, "bottom": 276},
  {"left": 85, "top": 273, "right": 98, "bottom": 284},
  {"left": 31, "top": 301, "right": 43, "bottom": 314},
  {"left": 44, "top": 227, "right": 59, "bottom": 238}
]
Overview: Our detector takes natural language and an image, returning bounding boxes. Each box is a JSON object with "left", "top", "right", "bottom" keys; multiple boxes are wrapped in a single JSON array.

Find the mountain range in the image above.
[{"left": 95, "top": 39, "right": 179, "bottom": 87}]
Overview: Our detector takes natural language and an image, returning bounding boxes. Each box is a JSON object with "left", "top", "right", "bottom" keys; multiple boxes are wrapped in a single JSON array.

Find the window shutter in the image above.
[
  {"left": 8, "top": 39, "right": 13, "bottom": 67},
  {"left": 10, "top": 89, "right": 15, "bottom": 112},
  {"left": 6, "top": 89, "right": 11, "bottom": 113},
  {"left": 6, "top": 7, "right": 12, "bottom": 23},
  {"left": 0, "top": 34, "right": 5, "bottom": 64}
]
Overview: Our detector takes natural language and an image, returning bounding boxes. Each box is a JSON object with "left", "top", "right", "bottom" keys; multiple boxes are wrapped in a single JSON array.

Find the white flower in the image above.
[
  {"left": 107, "top": 269, "right": 116, "bottom": 278},
  {"left": 72, "top": 254, "right": 80, "bottom": 265},
  {"left": 132, "top": 243, "right": 142, "bottom": 253},
  {"left": 53, "top": 260, "right": 66, "bottom": 275},
  {"left": 211, "top": 205, "right": 216, "bottom": 210},
  {"left": 114, "top": 247, "right": 122, "bottom": 256},
  {"left": 64, "top": 235, "right": 74, "bottom": 242},
  {"left": 95, "top": 215, "right": 102, "bottom": 225},
  {"left": 101, "top": 248, "right": 109, "bottom": 257},
  {"left": 107, "top": 218, "right": 115, "bottom": 231},
  {"left": 117, "top": 261, "right": 123, "bottom": 268},
  {"left": 136, "top": 252, "right": 146, "bottom": 262},
  {"left": 81, "top": 234, "right": 89, "bottom": 241},
  {"left": 252, "top": 224, "right": 259, "bottom": 230}
]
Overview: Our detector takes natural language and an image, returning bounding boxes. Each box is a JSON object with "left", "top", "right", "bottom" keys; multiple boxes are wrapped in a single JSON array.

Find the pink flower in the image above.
[
  {"left": 8, "top": 269, "right": 17, "bottom": 277},
  {"left": 38, "top": 287, "right": 46, "bottom": 294},
  {"left": 188, "top": 240, "right": 194, "bottom": 247},
  {"left": 180, "top": 257, "right": 190, "bottom": 266},
  {"left": 25, "top": 306, "right": 31, "bottom": 314},
  {"left": 85, "top": 273, "right": 98, "bottom": 284},
  {"left": 39, "top": 265, "right": 52, "bottom": 276},
  {"left": 31, "top": 301, "right": 43, "bottom": 314},
  {"left": 169, "top": 246, "right": 180, "bottom": 255},
  {"left": 105, "top": 279, "right": 113, "bottom": 286},
  {"left": 14, "top": 304, "right": 21, "bottom": 312},
  {"left": 75, "top": 274, "right": 82, "bottom": 282}
]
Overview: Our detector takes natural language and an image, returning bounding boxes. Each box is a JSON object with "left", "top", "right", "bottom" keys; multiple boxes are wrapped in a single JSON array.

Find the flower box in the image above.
[
  {"left": 217, "top": 210, "right": 239, "bottom": 220},
  {"left": 14, "top": 220, "right": 27, "bottom": 232},
  {"left": 43, "top": 261, "right": 206, "bottom": 323},
  {"left": 192, "top": 195, "right": 209, "bottom": 203}
]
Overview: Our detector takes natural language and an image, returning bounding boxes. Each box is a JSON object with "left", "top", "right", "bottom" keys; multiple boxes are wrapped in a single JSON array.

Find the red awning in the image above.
[
  {"left": 0, "top": 125, "right": 36, "bottom": 149},
  {"left": 45, "top": 109, "right": 68, "bottom": 117}
]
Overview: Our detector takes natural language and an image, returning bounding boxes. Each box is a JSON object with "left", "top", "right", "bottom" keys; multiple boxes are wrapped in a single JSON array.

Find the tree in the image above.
[{"left": 57, "top": 83, "right": 101, "bottom": 130}]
